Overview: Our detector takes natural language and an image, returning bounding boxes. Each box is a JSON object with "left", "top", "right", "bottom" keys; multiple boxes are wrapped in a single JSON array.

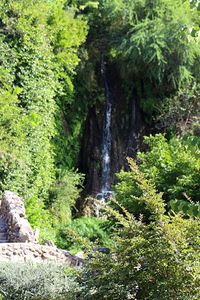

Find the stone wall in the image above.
[
  {"left": 0, "top": 191, "right": 83, "bottom": 267},
  {"left": 0, "top": 243, "right": 83, "bottom": 267},
  {"left": 0, "top": 191, "right": 37, "bottom": 243}
]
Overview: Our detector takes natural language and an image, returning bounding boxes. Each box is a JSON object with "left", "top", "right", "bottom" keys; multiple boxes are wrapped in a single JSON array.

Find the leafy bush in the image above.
[
  {"left": 155, "top": 84, "right": 200, "bottom": 134},
  {"left": 138, "top": 134, "right": 200, "bottom": 207},
  {"left": 25, "top": 195, "right": 56, "bottom": 244},
  {"left": 79, "top": 159, "right": 200, "bottom": 300},
  {"left": 114, "top": 158, "right": 165, "bottom": 219},
  {"left": 0, "top": 262, "right": 78, "bottom": 300},
  {"left": 57, "top": 217, "right": 112, "bottom": 253},
  {"left": 24, "top": 170, "right": 84, "bottom": 244},
  {"left": 170, "top": 199, "right": 200, "bottom": 218},
  {"left": 49, "top": 170, "right": 84, "bottom": 225}
]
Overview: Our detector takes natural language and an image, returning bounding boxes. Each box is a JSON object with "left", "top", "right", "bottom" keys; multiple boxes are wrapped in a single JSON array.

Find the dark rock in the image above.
[
  {"left": 78, "top": 62, "right": 147, "bottom": 196},
  {"left": 96, "top": 247, "right": 110, "bottom": 254}
]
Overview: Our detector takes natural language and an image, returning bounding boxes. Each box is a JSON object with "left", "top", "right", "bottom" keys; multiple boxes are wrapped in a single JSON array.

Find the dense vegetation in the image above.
[
  {"left": 0, "top": 161, "right": 199, "bottom": 299},
  {"left": 0, "top": 0, "right": 199, "bottom": 299},
  {"left": 0, "top": 0, "right": 87, "bottom": 240},
  {"left": 0, "top": 263, "right": 77, "bottom": 299},
  {"left": 79, "top": 160, "right": 200, "bottom": 300}
]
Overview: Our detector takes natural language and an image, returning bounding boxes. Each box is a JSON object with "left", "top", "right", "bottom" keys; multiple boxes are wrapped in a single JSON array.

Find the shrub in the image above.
[
  {"left": 78, "top": 159, "right": 200, "bottom": 300},
  {"left": 0, "top": 262, "right": 78, "bottom": 300},
  {"left": 155, "top": 84, "right": 200, "bottom": 134},
  {"left": 24, "top": 170, "right": 84, "bottom": 244},
  {"left": 170, "top": 198, "right": 200, "bottom": 218},
  {"left": 57, "top": 217, "right": 112, "bottom": 253},
  {"left": 138, "top": 134, "right": 200, "bottom": 208},
  {"left": 114, "top": 157, "right": 165, "bottom": 219},
  {"left": 49, "top": 170, "right": 84, "bottom": 226}
]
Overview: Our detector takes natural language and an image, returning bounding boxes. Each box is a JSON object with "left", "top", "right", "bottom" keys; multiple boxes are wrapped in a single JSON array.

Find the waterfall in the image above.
[
  {"left": 101, "top": 57, "right": 112, "bottom": 193},
  {"left": 95, "top": 57, "right": 112, "bottom": 217}
]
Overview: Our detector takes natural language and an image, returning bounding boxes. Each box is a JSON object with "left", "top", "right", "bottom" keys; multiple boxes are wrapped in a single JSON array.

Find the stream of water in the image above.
[
  {"left": 95, "top": 58, "right": 113, "bottom": 217},
  {"left": 101, "top": 57, "right": 112, "bottom": 194}
]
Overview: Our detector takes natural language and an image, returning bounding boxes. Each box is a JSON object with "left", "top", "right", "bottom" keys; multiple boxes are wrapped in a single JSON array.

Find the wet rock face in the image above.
[
  {"left": 0, "top": 191, "right": 37, "bottom": 243},
  {"left": 78, "top": 63, "right": 146, "bottom": 195},
  {"left": 79, "top": 104, "right": 103, "bottom": 194}
]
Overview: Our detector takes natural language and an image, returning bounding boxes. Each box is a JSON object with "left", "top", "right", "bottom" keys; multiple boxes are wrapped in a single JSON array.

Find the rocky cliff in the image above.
[{"left": 78, "top": 62, "right": 147, "bottom": 194}]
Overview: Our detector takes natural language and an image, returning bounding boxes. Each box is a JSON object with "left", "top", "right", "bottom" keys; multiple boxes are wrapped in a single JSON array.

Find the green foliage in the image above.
[
  {"left": 57, "top": 217, "right": 111, "bottom": 253},
  {"left": 170, "top": 199, "right": 200, "bottom": 218},
  {"left": 0, "top": 262, "right": 77, "bottom": 300},
  {"left": 24, "top": 170, "right": 84, "bottom": 244},
  {"left": 138, "top": 134, "right": 200, "bottom": 208},
  {"left": 0, "top": 0, "right": 87, "bottom": 240},
  {"left": 49, "top": 170, "right": 84, "bottom": 225},
  {"left": 190, "top": 0, "right": 200, "bottom": 36},
  {"left": 156, "top": 84, "right": 200, "bottom": 134},
  {"left": 80, "top": 215, "right": 200, "bottom": 300},
  {"left": 114, "top": 157, "right": 165, "bottom": 220},
  {"left": 105, "top": 0, "right": 200, "bottom": 87},
  {"left": 25, "top": 195, "right": 57, "bottom": 244},
  {"left": 77, "top": 0, "right": 200, "bottom": 123},
  {"left": 79, "top": 160, "right": 200, "bottom": 300}
]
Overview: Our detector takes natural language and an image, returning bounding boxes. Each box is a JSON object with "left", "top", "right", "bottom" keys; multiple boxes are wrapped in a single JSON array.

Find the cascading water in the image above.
[
  {"left": 95, "top": 57, "right": 113, "bottom": 217},
  {"left": 101, "top": 56, "right": 112, "bottom": 194},
  {"left": 95, "top": 57, "right": 112, "bottom": 217}
]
